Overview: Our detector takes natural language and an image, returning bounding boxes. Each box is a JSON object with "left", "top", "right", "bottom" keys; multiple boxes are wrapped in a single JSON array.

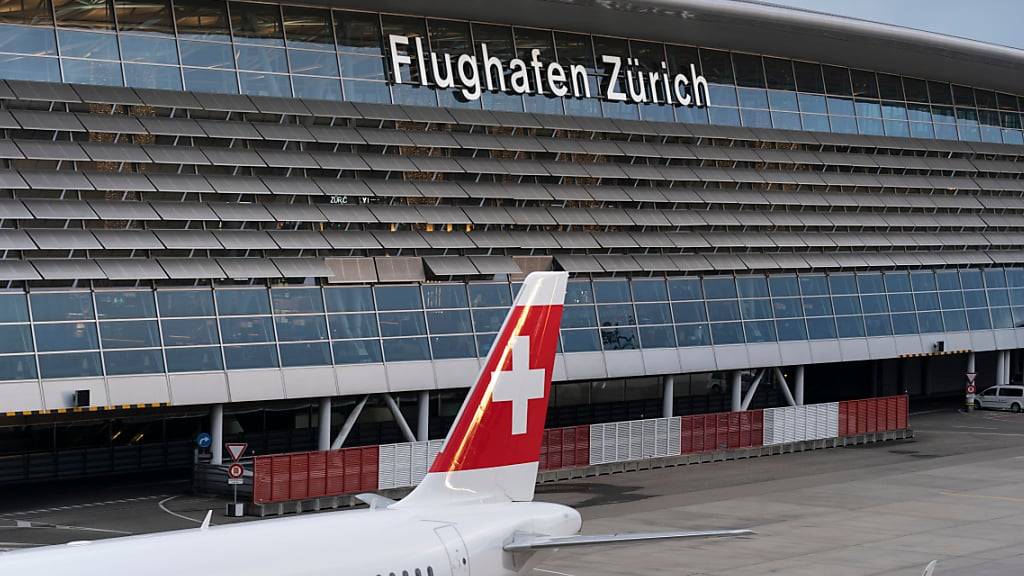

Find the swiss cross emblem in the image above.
[{"left": 490, "top": 335, "right": 546, "bottom": 435}]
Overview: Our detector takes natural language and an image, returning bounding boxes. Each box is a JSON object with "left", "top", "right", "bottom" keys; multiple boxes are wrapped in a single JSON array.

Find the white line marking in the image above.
[
  {"left": 0, "top": 495, "right": 167, "bottom": 518},
  {"left": 535, "top": 569, "right": 577, "bottom": 576},
  {"left": 952, "top": 425, "right": 999, "bottom": 430},
  {"left": 157, "top": 496, "right": 204, "bottom": 525}
]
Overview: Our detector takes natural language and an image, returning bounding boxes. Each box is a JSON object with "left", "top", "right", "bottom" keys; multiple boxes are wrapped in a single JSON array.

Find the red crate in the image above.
[
  {"left": 308, "top": 451, "right": 327, "bottom": 498},
  {"left": 865, "top": 399, "right": 877, "bottom": 433},
  {"left": 838, "top": 401, "right": 850, "bottom": 436},
  {"left": 856, "top": 400, "right": 868, "bottom": 435},
  {"left": 361, "top": 446, "right": 379, "bottom": 491},
  {"left": 703, "top": 415, "right": 718, "bottom": 452},
  {"left": 270, "top": 455, "right": 291, "bottom": 502},
  {"left": 288, "top": 453, "right": 309, "bottom": 500},
  {"left": 574, "top": 425, "right": 590, "bottom": 467},
  {"left": 876, "top": 398, "right": 888, "bottom": 432},
  {"left": 751, "top": 410, "right": 764, "bottom": 447},
  {"left": 679, "top": 414, "right": 696, "bottom": 450},
  {"left": 738, "top": 412, "right": 751, "bottom": 447},
  {"left": 326, "top": 450, "right": 345, "bottom": 495},
  {"left": 728, "top": 412, "right": 741, "bottom": 448},
  {"left": 886, "top": 397, "right": 898, "bottom": 431},
  {"left": 897, "top": 395, "right": 908, "bottom": 429},
  {"left": 253, "top": 456, "right": 273, "bottom": 504}
]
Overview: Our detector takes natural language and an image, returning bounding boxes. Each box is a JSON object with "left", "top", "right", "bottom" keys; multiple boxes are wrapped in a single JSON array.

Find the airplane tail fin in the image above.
[{"left": 395, "top": 271, "right": 568, "bottom": 507}]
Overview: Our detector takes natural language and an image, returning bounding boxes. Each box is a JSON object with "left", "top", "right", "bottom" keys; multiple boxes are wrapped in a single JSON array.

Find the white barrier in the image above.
[
  {"left": 763, "top": 403, "right": 839, "bottom": 446},
  {"left": 377, "top": 439, "right": 444, "bottom": 489},
  {"left": 589, "top": 416, "right": 681, "bottom": 465}
]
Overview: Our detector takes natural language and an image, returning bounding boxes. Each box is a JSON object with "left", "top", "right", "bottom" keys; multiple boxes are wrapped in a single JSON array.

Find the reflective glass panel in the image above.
[
  {"left": 157, "top": 290, "right": 214, "bottom": 317},
  {"left": 95, "top": 291, "right": 156, "bottom": 319},
  {"left": 30, "top": 292, "right": 94, "bottom": 321},
  {"left": 104, "top": 349, "right": 164, "bottom": 375},
  {"left": 38, "top": 352, "right": 101, "bottom": 378},
  {"left": 224, "top": 344, "right": 278, "bottom": 369},
  {"left": 332, "top": 339, "right": 382, "bottom": 364},
  {"left": 99, "top": 320, "right": 160, "bottom": 349},
  {"left": 165, "top": 346, "right": 222, "bottom": 372},
  {"left": 280, "top": 342, "right": 331, "bottom": 367},
  {"left": 219, "top": 317, "right": 274, "bottom": 344}
]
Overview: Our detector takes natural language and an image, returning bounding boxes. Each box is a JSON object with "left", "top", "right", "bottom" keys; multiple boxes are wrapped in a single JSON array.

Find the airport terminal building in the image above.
[{"left": 0, "top": 0, "right": 1023, "bottom": 482}]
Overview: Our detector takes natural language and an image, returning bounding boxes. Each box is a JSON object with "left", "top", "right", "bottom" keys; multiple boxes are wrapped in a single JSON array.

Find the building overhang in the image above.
[{"left": 322, "top": 0, "right": 1024, "bottom": 95}]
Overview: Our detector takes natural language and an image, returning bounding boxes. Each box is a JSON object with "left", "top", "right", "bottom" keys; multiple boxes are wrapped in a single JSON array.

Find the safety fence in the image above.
[
  {"left": 251, "top": 395, "right": 909, "bottom": 505},
  {"left": 839, "top": 395, "right": 908, "bottom": 436},
  {"left": 539, "top": 425, "right": 590, "bottom": 471},
  {"left": 682, "top": 410, "right": 764, "bottom": 453},
  {"left": 253, "top": 445, "right": 378, "bottom": 504}
]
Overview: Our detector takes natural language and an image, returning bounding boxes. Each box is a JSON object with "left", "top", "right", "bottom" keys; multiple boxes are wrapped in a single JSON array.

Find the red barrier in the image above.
[
  {"left": 681, "top": 410, "right": 764, "bottom": 454},
  {"left": 539, "top": 425, "right": 589, "bottom": 471},
  {"left": 253, "top": 445, "right": 379, "bottom": 505},
  {"left": 838, "top": 395, "right": 910, "bottom": 437}
]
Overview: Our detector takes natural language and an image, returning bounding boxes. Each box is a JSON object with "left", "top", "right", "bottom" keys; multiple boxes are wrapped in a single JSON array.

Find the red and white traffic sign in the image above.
[
  {"left": 225, "top": 443, "right": 248, "bottom": 462},
  {"left": 967, "top": 384, "right": 976, "bottom": 394},
  {"left": 227, "top": 463, "right": 244, "bottom": 479}
]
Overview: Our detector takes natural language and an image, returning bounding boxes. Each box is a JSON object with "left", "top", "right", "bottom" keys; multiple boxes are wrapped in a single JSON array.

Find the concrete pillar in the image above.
[
  {"left": 730, "top": 370, "right": 742, "bottom": 412},
  {"left": 794, "top": 365, "right": 805, "bottom": 406},
  {"left": 210, "top": 404, "right": 224, "bottom": 465},
  {"left": 662, "top": 375, "right": 675, "bottom": 418},
  {"left": 417, "top": 390, "right": 430, "bottom": 442},
  {"left": 1006, "top": 351, "right": 1013, "bottom": 385},
  {"left": 318, "top": 397, "right": 332, "bottom": 451},
  {"left": 997, "top": 350, "right": 1007, "bottom": 386}
]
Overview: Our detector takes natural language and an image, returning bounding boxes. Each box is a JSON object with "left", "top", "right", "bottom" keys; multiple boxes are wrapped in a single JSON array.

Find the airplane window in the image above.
[
  {"left": 415, "top": 570, "right": 422, "bottom": 576},
  {"left": 427, "top": 568, "right": 434, "bottom": 576},
  {"left": 403, "top": 571, "right": 409, "bottom": 576}
]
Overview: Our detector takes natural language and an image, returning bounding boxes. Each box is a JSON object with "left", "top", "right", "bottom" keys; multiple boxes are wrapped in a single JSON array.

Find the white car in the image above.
[{"left": 975, "top": 385, "right": 1024, "bottom": 412}]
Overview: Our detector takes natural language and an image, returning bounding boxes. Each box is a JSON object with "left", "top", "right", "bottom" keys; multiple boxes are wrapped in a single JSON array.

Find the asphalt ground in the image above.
[{"left": 2, "top": 406, "right": 1024, "bottom": 575}]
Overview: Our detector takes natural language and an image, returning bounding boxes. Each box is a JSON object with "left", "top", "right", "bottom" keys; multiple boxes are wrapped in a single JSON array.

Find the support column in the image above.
[
  {"left": 210, "top": 404, "right": 223, "bottom": 465},
  {"left": 417, "top": 390, "right": 430, "bottom": 442},
  {"left": 794, "top": 366, "right": 805, "bottom": 406},
  {"left": 997, "top": 350, "right": 1007, "bottom": 387},
  {"left": 1006, "top": 351, "right": 1014, "bottom": 385},
  {"left": 318, "top": 397, "right": 332, "bottom": 451},
  {"left": 331, "top": 395, "right": 368, "bottom": 450},
  {"left": 729, "top": 371, "right": 742, "bottom": 412},
  {"left": 384, "top": 394, "right": 417, "bottom": 443},
  {"left": 966, "top": 351, "right": 977, "bottom": 411},
  {"left": 772, "top": 367, "right": 797, "bottom": 407},
  {"left": 662, "top": 375, "right": 675, "bottom": 418}
]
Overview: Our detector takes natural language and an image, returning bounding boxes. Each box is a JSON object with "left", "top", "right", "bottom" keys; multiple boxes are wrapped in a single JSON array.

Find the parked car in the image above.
[{"left": 975, "top": 385, "right": 1024, "bottom": 412}]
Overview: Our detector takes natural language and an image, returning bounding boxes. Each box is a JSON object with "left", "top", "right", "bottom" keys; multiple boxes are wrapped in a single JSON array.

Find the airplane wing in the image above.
[{"left": 503, "top": 529, "right": 754, "bottom": 552}]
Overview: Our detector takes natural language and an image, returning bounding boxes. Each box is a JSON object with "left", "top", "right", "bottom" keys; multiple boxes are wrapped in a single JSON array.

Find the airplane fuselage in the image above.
[{"left": 0, "top": 501, "right": 582, "bottom": 576}]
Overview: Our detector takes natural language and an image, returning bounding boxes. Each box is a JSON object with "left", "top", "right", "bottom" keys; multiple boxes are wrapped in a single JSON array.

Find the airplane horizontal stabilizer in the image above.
[
  {"left": 355, "top": 493, "right": 396, "bottom": 510},
  {"left": 503, "top": 529, "right": 754, "bottom": 552}
]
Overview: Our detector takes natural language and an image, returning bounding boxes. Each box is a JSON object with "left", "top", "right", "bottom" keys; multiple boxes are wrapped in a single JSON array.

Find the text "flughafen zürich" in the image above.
[{"left": 387, "top": 34, "right": 711, "bottom": 108}]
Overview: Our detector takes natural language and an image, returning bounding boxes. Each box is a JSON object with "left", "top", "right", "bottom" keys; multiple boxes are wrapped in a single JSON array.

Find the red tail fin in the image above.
[{"left": 396, "top": 271, "right": 567, "bottom": 506}]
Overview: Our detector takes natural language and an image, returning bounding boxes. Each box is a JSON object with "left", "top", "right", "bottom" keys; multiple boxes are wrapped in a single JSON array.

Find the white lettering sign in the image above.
[{"left": 386, "top": 34, "right": 710, "bottom": 108}]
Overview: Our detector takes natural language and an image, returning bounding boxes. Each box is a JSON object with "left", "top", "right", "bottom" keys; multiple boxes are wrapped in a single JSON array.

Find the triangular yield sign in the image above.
[{"left": 225, "top": 443, "right": 248, "bottom": 462}]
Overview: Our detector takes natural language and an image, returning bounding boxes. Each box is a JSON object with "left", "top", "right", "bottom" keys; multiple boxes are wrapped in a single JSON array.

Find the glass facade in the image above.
[
  {"left": 0, "top": 1, "right": 1021, "bottom": 143},
  {"left": 2, "top": 268, "right": 1023, "bottom": 381}
]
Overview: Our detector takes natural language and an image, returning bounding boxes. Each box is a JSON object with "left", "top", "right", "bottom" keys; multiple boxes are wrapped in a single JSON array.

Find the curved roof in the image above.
[{"left": 330, "top": 0, "right": 1024, "bottom": 95}]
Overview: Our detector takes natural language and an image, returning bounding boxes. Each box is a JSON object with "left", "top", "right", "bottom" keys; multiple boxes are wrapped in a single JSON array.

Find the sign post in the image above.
[{"left": 224, "top": 443, "right": 248, "bottom": 518}]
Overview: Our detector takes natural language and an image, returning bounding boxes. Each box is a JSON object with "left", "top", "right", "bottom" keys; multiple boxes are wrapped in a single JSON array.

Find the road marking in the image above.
[
  {"left": 157, "top": 496, "right": 205, "bottom": 525},
  {"left": 952, "top": 425, "right": 999, "bottom": 430},
  {"left": 916, "top": 429, "right": 1024, "bottom": 437},
  {"left": 0, "top": 495, "right": 168, "bottom": 518},
  {"left": 7, "top": 520, "right": 130, "bottom": 535},
  {"left": 941, "top": 491, "right": 1024, "bottom": 504},
  {"left": 535, "top": 569, "right": 577, "bottom": 576}
]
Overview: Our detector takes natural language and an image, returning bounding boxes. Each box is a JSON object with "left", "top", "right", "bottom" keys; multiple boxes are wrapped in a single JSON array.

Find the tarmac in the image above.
[{"left": 2, "top": 406, "right": 1024, "bottom": 575}]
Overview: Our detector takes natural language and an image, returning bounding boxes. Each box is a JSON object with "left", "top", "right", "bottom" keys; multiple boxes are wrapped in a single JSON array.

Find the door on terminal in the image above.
[{"left": 434, "top": 525, "right": 470, "bottom": 576}]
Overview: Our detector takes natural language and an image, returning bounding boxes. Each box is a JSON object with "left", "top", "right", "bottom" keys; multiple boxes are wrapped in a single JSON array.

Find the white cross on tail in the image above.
[{"left": 490, "top": 335, "right": 546, "bottom": 435}]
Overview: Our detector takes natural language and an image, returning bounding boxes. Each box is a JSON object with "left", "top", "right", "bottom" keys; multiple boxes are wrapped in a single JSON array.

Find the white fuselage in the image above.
[{"left": 0, "top": 501, "right": 582, "bottom": 576}]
